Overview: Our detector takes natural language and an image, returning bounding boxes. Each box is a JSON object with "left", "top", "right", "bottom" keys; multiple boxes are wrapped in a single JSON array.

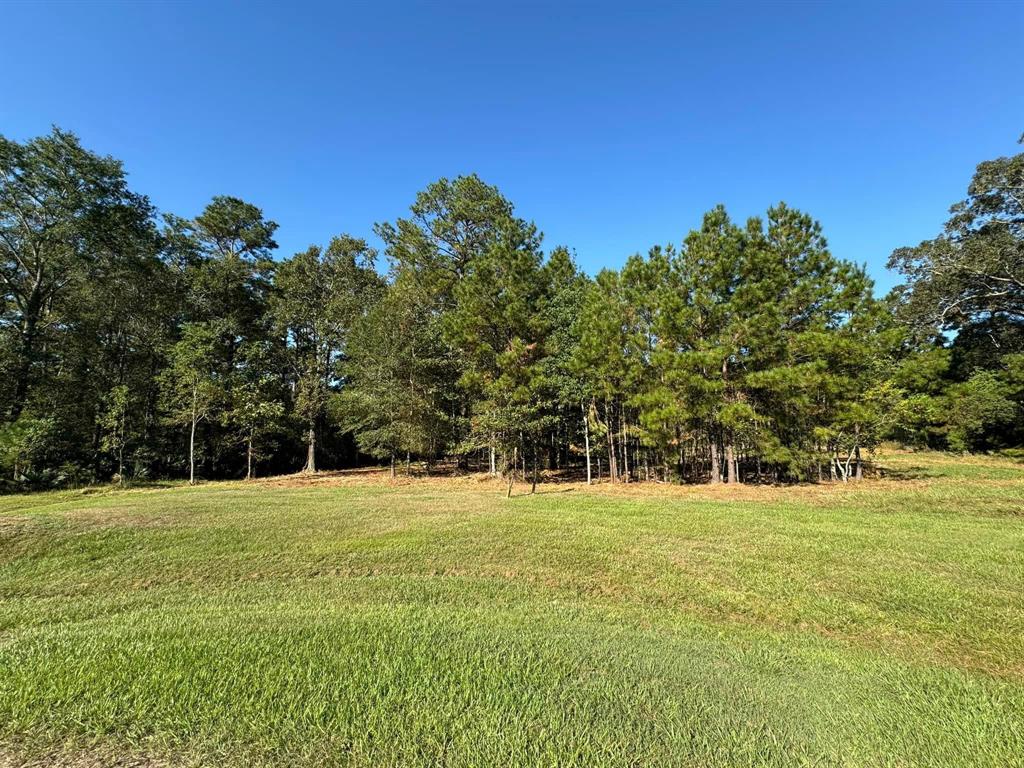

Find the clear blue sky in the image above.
[{"left": 3, "top": 0, "right": 1022, "bottom": 292}]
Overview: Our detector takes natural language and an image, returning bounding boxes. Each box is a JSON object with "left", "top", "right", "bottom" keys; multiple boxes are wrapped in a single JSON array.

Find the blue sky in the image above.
[{"left": 3, "top": 0, "right": 1022, "bottom": 293}]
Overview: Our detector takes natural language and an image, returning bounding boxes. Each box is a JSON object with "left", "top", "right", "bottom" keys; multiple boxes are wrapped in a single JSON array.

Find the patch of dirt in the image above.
[
  {"left": 0, "top": 505, "right": 177, "bottom": 535},
  {"left": 64, "top": 507, "right": 177, "bottom": 530},
  {"left": 0, "top": 515, "right": 36, "bottom": 534},
  {"left": 253, "top": 465, "right": 465, "bottom": 489},
  {"left": 239, "top": 466, "right": 951, "bottom": 508}
]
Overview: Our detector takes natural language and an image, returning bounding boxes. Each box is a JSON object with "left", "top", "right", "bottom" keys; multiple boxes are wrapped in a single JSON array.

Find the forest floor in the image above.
[{"left": 0, "top": 451, "right": 1022, "bottom": 767}]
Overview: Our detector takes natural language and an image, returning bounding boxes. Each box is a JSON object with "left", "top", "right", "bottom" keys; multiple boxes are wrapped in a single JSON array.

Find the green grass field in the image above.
[{"left": 1, "top": 452, "right": 1022, "bottom": 767}]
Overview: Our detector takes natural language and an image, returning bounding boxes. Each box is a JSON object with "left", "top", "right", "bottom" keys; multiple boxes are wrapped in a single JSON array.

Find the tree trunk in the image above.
[
  {"left": 709, "top": 437, "right": 721, "bottom": 484},
  {"left": 843, "top": 447, "right": 855, "bottom": 483},
  {"left": 726, "top": 443, "right": 738, "bottom": 484},
  {"left": 605, "top": 400, "right": 618, "bottom": 481},
  {"left": 717, "top": 359, "right": 731, "bottom": 485},
  {"left": 583, "top": 402, "right": 592, "bottom": 485},
  {"left": 621, "top": 412, "right": 630, "bottom": 483},
  {"left": 304, "top": 425, "right": 316, "bottom": 473},
  {"left": 489, "top": 441, "right": 496, "bottom": 476},
  {"left": 189, "top": 418, "right": 197, "bottom": 486},
  {"left": 246, "top": 436, "right": 254, "bottom": 480},
  {"left": 390, "top": 452, "right": 396, "bottom": 479},
  {"left": 188, "top": 383, "right": 198, "bottom": 486},
  {"left": 506, "top": 446, "right": 517, "bottom": 498},
  {"left": 119, "top": 407, "right": 127, "bottom": 485},
  {"left": 854, "top": 426, "right": 863, "bottom": 480},
  {"left": 531, "top": 441, "right": 538, "bottom": 494}
]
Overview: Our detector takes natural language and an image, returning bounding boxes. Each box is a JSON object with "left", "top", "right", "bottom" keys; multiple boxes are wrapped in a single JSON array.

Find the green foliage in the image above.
[
  {"left": 887, "top": 140, "right": 1024, "bottom": 450},
  {"left": 569, "top": 203, "right": 881, "bottom": 483},
  {"left": 98, "top": 384, "right": 132, "bottom": 483},
  {"left": 889, "top": 144, "right": 1023, "bottom": 330},
  {"left": 369, "top": 175, "right": 582, "bottom": 480},
  {"left": 0, "top": 415, "right": 57, "bottom": 488},
  {"left": 274, "top": 235, "right": 382, "bottom": 471},
  {"left": 160, "top": 325, "right": 223, "bottom": 422},
  {"left": 159, "top": 323, "right": 224, "bottom": 482},
  {"left": 945, "top": 370, "right": 1019, "bottom": 452},
  {"left": 336, "top": 273, "right": 455, "bottom": 467},
  {"left": 0, "top": 127, "right": 168, "bottom": 487},
  {"left": 1, "top": 128, "right": 1023, "bottom": 490},
  {"left": 228, "top": 340, "right": 286, "bottom": 479}
]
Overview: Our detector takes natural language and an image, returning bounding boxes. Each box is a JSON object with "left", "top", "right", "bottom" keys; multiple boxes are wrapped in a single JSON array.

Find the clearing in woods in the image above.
[{"left": 0, "top": 451, "right": 1022, "bottom": 767}]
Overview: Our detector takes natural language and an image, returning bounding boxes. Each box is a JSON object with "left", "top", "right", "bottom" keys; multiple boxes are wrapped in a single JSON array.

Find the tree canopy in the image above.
[{"left": 0, "top": 127, "right": 1020, "bottom": 491}]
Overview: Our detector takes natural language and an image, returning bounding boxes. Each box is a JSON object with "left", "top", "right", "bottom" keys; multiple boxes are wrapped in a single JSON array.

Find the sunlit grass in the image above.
[{"left": 1, "top": 451, "right": 1022, "bottom": 766}]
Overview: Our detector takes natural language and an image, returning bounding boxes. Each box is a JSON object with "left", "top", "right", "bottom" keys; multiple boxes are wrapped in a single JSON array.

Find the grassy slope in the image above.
[{"left": 0, "top": 453, "right": 1022, "bottom": 767}]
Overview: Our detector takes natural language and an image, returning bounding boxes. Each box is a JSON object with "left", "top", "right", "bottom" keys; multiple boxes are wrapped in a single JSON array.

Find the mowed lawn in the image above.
[{"left": 1, "top": 454, "right": 1022, "bottom": 767}]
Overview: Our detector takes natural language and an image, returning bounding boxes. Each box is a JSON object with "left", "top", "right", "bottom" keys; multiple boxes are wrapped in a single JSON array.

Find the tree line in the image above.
[{"left": 1, "top": 128, "right": 1021, "bottom": 491}]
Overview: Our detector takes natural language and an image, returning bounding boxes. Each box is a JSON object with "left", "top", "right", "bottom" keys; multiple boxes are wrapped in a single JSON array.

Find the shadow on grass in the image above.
[
  {"left": 506, "top": 487, "right": 577, "bottom": 498},
  {"left": 871, "top": 465, "right": 933, "bottom": 481},
  {"left": 75, "top": 480, "right": 179, "bottom": 494},
  {"left": 264, "top": 461, "right": 940, "bottom": 489}
]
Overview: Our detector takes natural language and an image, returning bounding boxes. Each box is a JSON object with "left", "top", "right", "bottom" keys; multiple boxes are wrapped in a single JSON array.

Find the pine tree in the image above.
[
  {"left": 167, "top": 196, "right": 279, "bottom": 476},
  {"left": 275, "top": 236, "right": 381, "bottom": 473},
  {"left": 337, "top": 273, "right": 455, "bottom": 475}
]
